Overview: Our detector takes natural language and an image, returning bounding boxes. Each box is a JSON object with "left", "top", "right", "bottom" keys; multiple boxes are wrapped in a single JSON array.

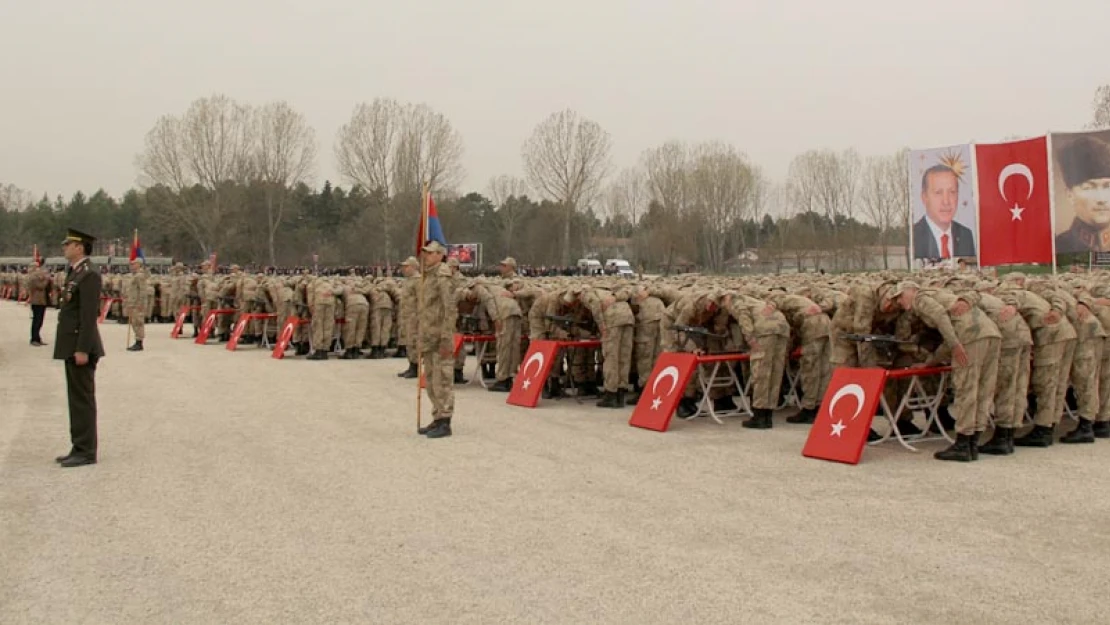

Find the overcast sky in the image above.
[{"left": 0, "top": 0, "right": 1104, "bottom": 204}]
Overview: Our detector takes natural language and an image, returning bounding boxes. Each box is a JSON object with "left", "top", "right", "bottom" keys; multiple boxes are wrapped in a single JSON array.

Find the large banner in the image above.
[
  {"left": 908, "top": 144, "right": 978, "bottom": 263},
  {"left": 447, "top": 243, "right": 480, "bottom": 268},
  {"left": 1050, "top": 129, "right": 1110, "bottom": 254},
  {"left": 974, "top": 137, "right": 1054, "bottom": 266}
]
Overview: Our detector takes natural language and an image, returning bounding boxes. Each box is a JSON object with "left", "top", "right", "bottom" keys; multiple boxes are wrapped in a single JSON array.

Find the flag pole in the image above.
[
  {"left": 1045, "top": 132, "right": 1059, "bottom": 275},
  {"left": 416, "top": 181, "right": 429, "bottom": 433}
]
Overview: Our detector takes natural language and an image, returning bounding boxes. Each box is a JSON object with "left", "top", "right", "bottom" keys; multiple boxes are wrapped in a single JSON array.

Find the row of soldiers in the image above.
[{"left": 8, "top": 259, "right": 1110, "bottom": 463}]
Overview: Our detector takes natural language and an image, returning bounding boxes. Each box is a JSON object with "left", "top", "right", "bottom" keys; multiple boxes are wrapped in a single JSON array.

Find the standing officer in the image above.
[
  {"left": 28, "top": 259, "right": 51, "bottom": 346},
  {"left": 416, "top": 241, "right": 458, "bottom": 439},
  {"left": 125, "top": 258, "right": 147, "bottom": 351},
  {"left": 54, "top": 229, "right": 105, "bottom": 468}
]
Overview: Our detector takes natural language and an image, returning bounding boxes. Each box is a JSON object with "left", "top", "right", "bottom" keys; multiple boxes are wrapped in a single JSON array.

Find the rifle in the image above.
[
  {"left": 458, "top": 313, "right": 486, "bottom": 335},
  {"left": 842, "top": 333, "right": 916, "bottom": 360},
  {"left": 546, "top": 314, "right": 597, "bottom": 336},
  {"left": 674, "top": 324, "right": 728, "bottom": 351}
]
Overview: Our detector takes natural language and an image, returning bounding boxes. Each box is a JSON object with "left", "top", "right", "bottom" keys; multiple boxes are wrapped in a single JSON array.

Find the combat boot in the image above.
[
  {"left": 418, "top": 418, "right": 443, "bottom": 435},
  {"left": 488, "top": 378, "right": 513, "bottom": 392},
  {"left": 786, "top": 407, "right": 817, "bottom": 424},
  {"left": 294, "top": 342, "right": 310, "bottom": 356},
  {"left": 577, "top": 382, "right": 600, "bottom": 397},
  {"left": 742, "top": 408, "right": 773, "bottom": 429},
  {"left": 978, "top": 427, "right": 1014, "bottom": 455},
  {"left": 340, "top": 348, "right": 357, "bottom": 360},
  {"left": 676, "top": 397, "right": 700, "bottom": 418},
  {"left": 453, "top": 369, "right": 467, "bottom": 384},
  {"left": 1093, "top": 421, "right": 1110, "bottom": 439},
  {"left": 934, "top": 433, "right": 975, "bottom": 462},
  {"left": 398, "top": 363, "right": 419, "bottom": 378},
  {"left": 307, "top": 349, "right": 328, "bottom": 361},
  {"left": 968, "top": 431, "right": 980, "bottom": 461},
  {"left": 1014, "top": 425, "right": 1054, "bottom": 448},
  {"left": 596, "top": 391, "right": 622, "bottom": 408},
  {"left": 625, "top": 385, "right": 642, "bottom": 406},
  {"left": 126, "top": 340, "right": 144, "bottom": 352},
  {"left": 713, "top": 396, "right": 739, "bottom": 413},
  {"left": 394, "top": 346, "right": 407, "bottom": 359},
  {"left": 1060, "top": 417, "right": 1096, "bottom": 444},
  {"left": 543, "top": 379, "right": 566, "bottom": 399},
  {"left": 425, "top": 417, "right": 452, "bottom": 438}
]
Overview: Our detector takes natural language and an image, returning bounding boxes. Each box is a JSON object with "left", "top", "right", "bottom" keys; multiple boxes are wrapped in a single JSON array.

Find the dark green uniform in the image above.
[{"left": 53, "top": 256, "right": 105, "bottom": 461}]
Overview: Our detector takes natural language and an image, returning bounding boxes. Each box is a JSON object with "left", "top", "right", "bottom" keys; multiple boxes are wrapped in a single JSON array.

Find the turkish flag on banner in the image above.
[
  {"left": 975, "top": 137, "right": 1054, "bottom": 266},
  {"left": 802, "top": 367, "right": 888, "bottom": 465}
]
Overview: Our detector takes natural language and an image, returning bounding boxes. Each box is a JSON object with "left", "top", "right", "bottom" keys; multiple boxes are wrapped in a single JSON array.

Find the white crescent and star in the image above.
[
  {"left": 998, "top": 163, "right": 1034, "bottom": 222},
  {"left": 520, "top": 351, "right": 545, "bottom": 390},
  {"left": 649, "top": 365, "right": 681, "bottom": 410},
  {"left": 827, "top": 383, "right": 866, "bottom": 437}
]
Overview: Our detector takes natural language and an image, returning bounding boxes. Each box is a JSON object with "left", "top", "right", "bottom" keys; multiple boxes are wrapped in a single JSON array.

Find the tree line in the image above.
[{"left": 3, "top": 87, "right": 1107, "bottom": 271}]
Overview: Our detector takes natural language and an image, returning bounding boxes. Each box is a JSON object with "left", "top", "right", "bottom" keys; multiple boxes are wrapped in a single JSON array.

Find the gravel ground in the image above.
[{"left": 2, "top": 302, "right": 1108, "bottom": 624}]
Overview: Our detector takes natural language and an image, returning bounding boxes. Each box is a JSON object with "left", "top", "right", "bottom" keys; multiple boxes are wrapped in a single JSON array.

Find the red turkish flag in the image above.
[
  {"left": 801, "top": 367, "right": 887, "bottom": 465},
  {"left": 974, "top": 137, "right": 1054, "bottom": 266}
]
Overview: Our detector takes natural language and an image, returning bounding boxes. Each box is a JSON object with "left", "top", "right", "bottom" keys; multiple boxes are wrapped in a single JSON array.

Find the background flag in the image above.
[
  {"left": 416, "top": 190, "right": 447, "bottom": 255},
  {"left": 129, "top": 228, "right": 145, "bottom": 262},
  {"left": 974, "top": 137, "right": 1054, "bottom": 266},
  {"left": 32, "top": 244, "right": 41, "bottom": 266}
]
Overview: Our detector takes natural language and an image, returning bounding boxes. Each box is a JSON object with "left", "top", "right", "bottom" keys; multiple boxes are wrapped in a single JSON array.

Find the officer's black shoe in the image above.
[
  {"left": 713, "top": 396, "right": 739, "bottom": 412},
  {"left": 676, "top": 398, "right": 699, "bottom": 418},
  {"left": 425, "top": 418, "right": 452, "bottom": 439},
  {"left": 786, "top": 407, "right": 817, "bottom": 424},
  {"left": 488, "top": 378, "right": 513, "bottom": 392},
  {"left": 55, "top": 451, "right": 75, "bottom": 464},
  {"left": 1093, "top": 421, "right": 1110, "bottom": 439},
  {"left": 399, "top": 363, "right": 419, "bottom": 378},
  {"left": 453, "top": 369, "right": 467, "bottom": 384},
  {"left": 1060, "top": 417, "right": 1096, "bottom": 444},
  {"left": 394, "top": 346, "right": 407, "bottom": 359},
  {"left": 596, "top": 391, "right": 623, "bottom": 408},
  {"left": 934, "top": 433, "right": 975, "bottom": 462},
  {"left": 741, "top": 408, "right": 773, "bottom": 429},
  {"left": 59, "top": 455, "right": 96, "bottom": 468},
  {"left": 1014, "top": 425, "right": 1055, "bottom": 447},
  {"left": 127, "top": 340, "right": 144, "bottom": 352},
  {"left": 30, "top": 340, "right": 44, "bottom": 347},
  {"left": 979, "top": 427, "right": 1014, "bottom": 455}
]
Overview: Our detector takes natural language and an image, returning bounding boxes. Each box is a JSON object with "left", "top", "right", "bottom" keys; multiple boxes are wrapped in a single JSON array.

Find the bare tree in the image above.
[
  {"left": 641, "top": 141, "right": 691, "bottom": 272},
  {"left": 0, "top": 183, "right": 32, "bottom": 211},
  {"left": 890, "top": 148, "right": 911, "bottom": 267},
  {"left": 336, "top": 98, "right": 464, "bottom": 261},
  {"left": 686, "top": 142, "right": 757, "bottom": 272},
  {"left": 601, "top": 167, "right": 647, "bottom": 239},
  {"left": 521, "top": 109, "right": 611, "bottom": 266},
  {"left": 1088, "top": 85, "right": 1110, "bottom": 130},
  {"left": 861, "top": 154, "right": 899, "bottom": 269},
  {"left": 136, "top": 94, "right": 255, "bottom": 255},
  {"left": 254, "top": 101, "right": 317, "bottom": 266},
  {"left": 487, "top": 174, "right": 529, "bottom": 256}
]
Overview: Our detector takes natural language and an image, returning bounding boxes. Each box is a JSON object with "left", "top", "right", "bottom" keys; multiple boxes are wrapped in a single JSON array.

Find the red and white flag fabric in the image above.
[{"left": 974, "top": 137, "right": 1054, "bottom": 266}]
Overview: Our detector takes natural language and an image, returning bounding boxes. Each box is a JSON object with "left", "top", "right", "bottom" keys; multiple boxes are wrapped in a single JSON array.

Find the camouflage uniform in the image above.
[
  {"left": 726, "top": 293, "right": 791, "bottom": 428},
  {"left": 418, "top": 255, "right": 458, "bottom": 428},
  {"left": 581, "top": 287, "right": 635, "bottom": 404},
  {"left": 124, "top": 264, "right": 147, "bottom": 347},
  {"left": 767, "top": 290, "right": 831, "bottom": 414}
]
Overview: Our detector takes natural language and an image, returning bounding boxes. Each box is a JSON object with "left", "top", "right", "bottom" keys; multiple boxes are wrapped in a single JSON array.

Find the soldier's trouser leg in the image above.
[
  {"left": 407, "top": 322, "right": 419, "bottom": 364},
  {"left": 369, "top": 310, "right": 382, "bottom": 346},
  {"left": 829, "top": 331, "right": 860, "bottom": 368},
  {"left": 127, "top": 307, "right": 145, "bottom": 341},
  {"left": 454, "top": 341, "right": 466, "bottom": 371},
  {"left": 1031, "top": 341, "right": 1066, "bottom": 427},
  {"left": 380, "top": 314, "right": 394, "bottom": 347},
  {"left": 1070, "top": 334, "right": 1102, "bottom": 420},
  {"left": 344, "top": 306, "right": 365, "bottom": 347},
  {"left": 634, "top": 322, "right": 661, "bottom": 382},
  {"left": 311, "top": 303, "right": 335, "bottom": 349},
  {"left": 1052, "top": 339, "right": 1077, "bottom": 425},
  {"left": 951, "top": 338, "right": 1000, "bottom": 435},
  {"left": 569, "top": 347, "right": 592, "bottom": 384},
  {"left": 422, "top": 350, "right": 455, "bottom": 418},
  {"left": 495, "top": 316, "right": 522, "bottom": 382},
  {"left": 799, "top": 336, "right": 831, "bottom": 410},
  {"left": 355, "top": 306, "right": 370, "bottom": 347},
  {"left": 1098, "top": 338, "right": 1110, "bottom": 423},
  {"left": 994, "top": 345, "right": 1030, "bottom": 429},
  {"left": 616, "top": 325, "right": 633, "bottom": 391},
  {"left": 751, "top": 335, "right": 788, "bottom": 410}
]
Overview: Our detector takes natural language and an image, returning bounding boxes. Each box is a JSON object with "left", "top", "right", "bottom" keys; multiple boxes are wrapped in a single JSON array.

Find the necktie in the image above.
[{"left": 940, "top": 233, "right": 951, "bottom": 259}]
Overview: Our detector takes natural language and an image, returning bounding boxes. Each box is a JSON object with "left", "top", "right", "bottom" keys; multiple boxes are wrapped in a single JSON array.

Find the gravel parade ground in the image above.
[{"left": 2, "top": 302, "right": 1108, "bottom": 624}]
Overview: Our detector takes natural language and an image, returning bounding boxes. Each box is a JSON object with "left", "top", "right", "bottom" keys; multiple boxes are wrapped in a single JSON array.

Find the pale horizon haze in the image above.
[{"left": 0, "top": 0, "right": 1105, "bottom": 207}]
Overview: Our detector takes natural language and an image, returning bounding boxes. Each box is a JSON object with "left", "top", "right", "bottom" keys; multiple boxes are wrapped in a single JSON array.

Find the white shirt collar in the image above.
[{"left": 925, "top": 215, "right": 951, "bottom": 239}]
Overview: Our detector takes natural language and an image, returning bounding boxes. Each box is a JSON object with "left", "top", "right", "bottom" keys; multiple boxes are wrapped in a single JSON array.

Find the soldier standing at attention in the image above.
[
  {"left": 416, "top": 241, "right": 458, "bottom": 439},
  {"left": 54, "top": 229, "right": 105, "bottom": 468},
  {"left": 125, "top": 259, "right": 147, "bottom": 351},
  {"left": 397, "top": 257, "right": 421, "bottom": 378},
  {"left": 28, "top": 259, "right": 51, "bottom": 346}
]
